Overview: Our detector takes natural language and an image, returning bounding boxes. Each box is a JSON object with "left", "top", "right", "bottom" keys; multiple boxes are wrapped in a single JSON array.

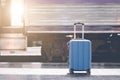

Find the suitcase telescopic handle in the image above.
[{"left": 73, "top": 22, "right": 85, "bottom": 39}]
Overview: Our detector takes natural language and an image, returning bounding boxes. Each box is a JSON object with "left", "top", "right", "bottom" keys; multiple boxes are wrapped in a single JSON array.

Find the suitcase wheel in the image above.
[
  {"left": 87, "top": 69, "right": 91, "bottom": 75},
  {"left": 69, "top": 68, "right": 74, "bottom": 74}
]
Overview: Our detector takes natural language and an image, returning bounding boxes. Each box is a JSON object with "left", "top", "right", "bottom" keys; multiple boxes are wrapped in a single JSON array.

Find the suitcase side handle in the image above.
[{"left": 73, "top": 22, "right": 85, "bottom": 39}]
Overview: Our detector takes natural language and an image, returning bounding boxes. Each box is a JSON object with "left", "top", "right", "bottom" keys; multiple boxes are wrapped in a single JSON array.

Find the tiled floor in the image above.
[{"left": 0, "top": 62, "right": 120, "bottom": 80}]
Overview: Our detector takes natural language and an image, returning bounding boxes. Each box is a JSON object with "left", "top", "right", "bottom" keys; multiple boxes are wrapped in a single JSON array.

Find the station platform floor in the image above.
[{"left": 0, "top": 62, "right": 120, "bottom": 80}]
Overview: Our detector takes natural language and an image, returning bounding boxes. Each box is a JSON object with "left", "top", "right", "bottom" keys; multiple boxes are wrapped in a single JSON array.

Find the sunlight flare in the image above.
[{"left": 11, "top": 0, "right": 24, "bottom": 26}]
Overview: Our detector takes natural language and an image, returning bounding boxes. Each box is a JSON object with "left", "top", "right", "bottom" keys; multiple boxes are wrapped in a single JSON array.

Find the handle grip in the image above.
[{"left": 73, "top": 22, "right": 85, "bottom": 39}]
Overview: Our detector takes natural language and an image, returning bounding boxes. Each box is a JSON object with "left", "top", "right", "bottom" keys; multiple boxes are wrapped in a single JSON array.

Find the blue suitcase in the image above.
[{"left": 69, "top": 22, "right": 91, "bottom": 74}]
